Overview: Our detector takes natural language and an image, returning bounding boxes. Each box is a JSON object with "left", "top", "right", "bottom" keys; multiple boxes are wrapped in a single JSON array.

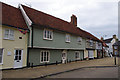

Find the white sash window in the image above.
[
  {"left": 40, "top": 51, "right": 50, "bottom": 63},
  {"left": 43, "top": 29, "right": 53, "bottom": 40},
  {"left": 66, "top": 34, "right": 70, "bottom": 42},
  {"left": 4, "top": 29, "right": 14, "bottom": 40}
]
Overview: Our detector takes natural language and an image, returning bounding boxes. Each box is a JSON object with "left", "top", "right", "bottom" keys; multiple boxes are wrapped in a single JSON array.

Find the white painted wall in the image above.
[{"left": 106, "top": 38, "right": 116, "bottom": 54}]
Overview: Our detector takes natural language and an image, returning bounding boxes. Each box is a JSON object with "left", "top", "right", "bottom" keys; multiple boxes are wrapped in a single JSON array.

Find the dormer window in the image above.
[
  {"left": 90, "top": 40, "right": 93, "bottom": 46},
  {"left": 43, "top": 29, "right": 53, "bottom": 40},
  {"left": 77, "top": 37, "right": 82, "bottom": 44},
  {"left": 66, "top": 34, "right": 70, "bottom": 42}
]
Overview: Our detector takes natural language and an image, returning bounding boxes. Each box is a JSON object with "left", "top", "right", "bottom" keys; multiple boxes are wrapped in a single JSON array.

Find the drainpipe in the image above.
[
  {"left": 102, "top": 42, "right": 103, "bottom": 58},
  {"left": 27, "top": 47, "right": 30, "bottom": 67},
  {"left": 31, "top": 25, "right": 34, "bottom": 48}
]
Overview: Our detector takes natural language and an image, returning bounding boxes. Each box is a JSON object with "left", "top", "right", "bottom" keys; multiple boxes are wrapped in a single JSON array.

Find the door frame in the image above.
[
  {"left": 62, "top": 50, "right": 67, "bottom": 63},
  {"left": 14, "top": 49, "right": 23, "bottom": 68}
]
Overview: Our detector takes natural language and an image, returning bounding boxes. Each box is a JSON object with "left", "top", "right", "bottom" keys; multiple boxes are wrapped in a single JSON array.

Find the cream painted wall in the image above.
[
  {"left": 0, "top": 25, "right": 28, "bottom": 69},
  {"left": 84, "top": 50, "right": 96, "bottom": 59},
  {"left": 94, "top": 50, "right": 97, "bottom": 58},
  {"left": 84, "top": 50, "right": 88, "bottom": 58},
  {"left": 0, "top": 25, "right": 2, "bottom": 48}
]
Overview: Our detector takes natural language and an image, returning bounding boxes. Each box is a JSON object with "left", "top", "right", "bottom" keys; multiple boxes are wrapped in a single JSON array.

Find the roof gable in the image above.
[
  {"left": 103, "top": 38, "right": 113, "bottom": 43},
  {"left": 1, "top": 2, "right": 28, "bottom": 30}
]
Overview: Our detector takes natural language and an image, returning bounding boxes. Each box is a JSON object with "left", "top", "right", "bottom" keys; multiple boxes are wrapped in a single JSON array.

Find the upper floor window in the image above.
[
  {"left": 77, "top": 37, "right": 82, "bottom": 44},
  {"left": 90, "top": 40, "right": 93, "bottom": 46},
  {"left": 43, "top": 29, "right": 53, "bottom": 40},
  {"left": 98, "top": 43, "right": 101, "bottom": 46},
  {"left": 66, "top": 34, "right": 70, "bottom": 42},
  {"left": 4, "top": 29, "right": 14, "bottom": 40},
  {"left": 40, "top": 50, "right": 50, "bottom": 63}
]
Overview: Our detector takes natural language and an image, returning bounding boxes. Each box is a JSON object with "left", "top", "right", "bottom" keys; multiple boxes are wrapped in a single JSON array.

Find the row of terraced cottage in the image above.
[{"left": 0, "top": 2, "right": 106, "bottom": 69}]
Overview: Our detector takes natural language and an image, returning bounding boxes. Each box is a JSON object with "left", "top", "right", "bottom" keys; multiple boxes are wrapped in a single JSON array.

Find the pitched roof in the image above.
[
  {"left": 101, "top": 40, "right": 108, "bottom": 47},
  {"left": 103, "top": 38, "right": 113, "bottom": 43},
  {"left": 22, "top": 5, "right": 101, "bottom": 42},
  {"left": 1, "top": 2, "right": 28, "bottom": 30},
  {"left": 113, "top": 41, "right": 120, "bottom": 46}
]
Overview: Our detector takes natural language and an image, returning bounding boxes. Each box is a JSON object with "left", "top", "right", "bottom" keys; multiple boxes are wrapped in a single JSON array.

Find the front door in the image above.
[
  {"left": 62, "top": 53, "right": 67, "bottom": 63},
  {"left": 14, "top": 50, "right": 23, "bottom": 68}
]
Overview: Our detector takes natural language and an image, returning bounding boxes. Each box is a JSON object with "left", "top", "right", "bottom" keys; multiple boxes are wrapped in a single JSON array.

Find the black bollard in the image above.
[
  {"left": 56, "top": 61, "right": 58, "bottom": 65},
  {"left": 114, "top": 56, "right": 116, "bottom": 65},
  {"left": 31, "top": 63, "right": 33, "bottom": 68}
]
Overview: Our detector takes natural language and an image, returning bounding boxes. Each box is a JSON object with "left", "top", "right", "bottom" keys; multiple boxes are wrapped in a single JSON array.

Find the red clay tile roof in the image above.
[
  {"left": 22, "top": 5, "right": 101, "bottom": 42},
  {"left": 101, "top": 40, "right": 108, "bottom": 47},
  {"left": 1, "top": 2, "right": 28, "bottom": 30},
  {"left": 103, "top": 38, "right": 113, "bottom": 43}
]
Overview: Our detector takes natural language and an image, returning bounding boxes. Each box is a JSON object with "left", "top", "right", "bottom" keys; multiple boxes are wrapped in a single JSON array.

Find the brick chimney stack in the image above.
[
  {"left": 113, "top": 35, "right": 116, "bottom": 39},
  {"left": 101, "top": 37, "right": 104, "bottom": 41},
  {"left": 70, "top": 14, "right": 77, "bottom": 26}
]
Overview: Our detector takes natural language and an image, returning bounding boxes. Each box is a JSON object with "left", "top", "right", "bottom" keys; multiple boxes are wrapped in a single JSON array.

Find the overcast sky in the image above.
[{"left": 1, "top": 0, "right": 119, "bottom": 39}]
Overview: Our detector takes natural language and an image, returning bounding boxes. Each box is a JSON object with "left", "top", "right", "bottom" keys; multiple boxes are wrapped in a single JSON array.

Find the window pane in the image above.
[
  {"left": 50, "top": 31, "right": 52, "bottom": 39},
  {"left": 4, "top": 29, "right": 9, "bottom": 38},
  {"left": 16, "top": 50, "right": 18, "bottom": 56},
  {"left": 75, "top": 52, "right": 79, "bottom": 59},
  {"left": 47, "top": 31, "right": 49, "bottom": 38},
  {"left": 44, "top": 30, "right": 47, "bottom": 38},
  {"left": 41, "top": 52, "right": 44, "bottom": 62},
  {"left": 0, "top": 56, "right": 2, "bottom": 63},
  {"left": 10, "top": 30, "right": 14, "bottom": 36},
  {"left": 15, "top": 56, "right": 18, "bottom": 60},
  {"left": 44, "top": 52, "right": 46, "bottom": 61},
  {"left": 19, "top": 56, "right": 21, "bottom": 60},
  {"left": 0, "top": 49, "right": 3, "bottom": 55},
  {"left": 78, "top": 37, "right": 82, "bottom": 42},
  {"left": 66, "top": 34, "right": 70, "bottom": 42},
  {"left": 0, "top": 49, "right": 3, "bottom": 63},
  {"left": 46, "top": 52, "right": 49, "bottom": 61},
  {"left": 19, "top": 50, "right": 21, "bottom": 56}
]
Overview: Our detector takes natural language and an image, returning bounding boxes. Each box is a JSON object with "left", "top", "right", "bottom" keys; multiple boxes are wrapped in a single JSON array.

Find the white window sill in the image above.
[
  {"left": 90, "top": 45, "right": 93, "bottom": 47},
  {"left": 43, "top": 38, "right": 53, "bottom": 41},
  {"left": 76, "top": 58, "right": 80, "bottom": 60},
  {"left": 0, "top": 63, "right": 3, "bottom": 65},
  {"left": 66, "top": 41, "right": 70, "bottom": 43},
  {"left": 3, "top": 38, "right": 14, "bottom": 41},
  {"left": 40, "top": 61, "right": 49, "bottom": 63}
]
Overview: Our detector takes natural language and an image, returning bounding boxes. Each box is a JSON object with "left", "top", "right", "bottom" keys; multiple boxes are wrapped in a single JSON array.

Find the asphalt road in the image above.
[{"left": 49, "top": 67, "right": 118, "bottom": 78}]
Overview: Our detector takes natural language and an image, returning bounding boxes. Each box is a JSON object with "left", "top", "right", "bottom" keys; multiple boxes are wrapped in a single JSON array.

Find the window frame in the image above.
[
  {"left": 40, "top": 50, "right": 50, "bottom": 63},
  {"left": 14, "top": 49, "right": 23, "bottom": 61},
  {"left": 89, "top": 40, "right": 93, "bottom": 46},
  {"left": 4, "top": 29, "right": 14, "bottom": 40},
  {"left": 75, "top": 51, "right": 80, "bottom": 60},
  {"left": 77, "top": 37, "right": 82, "bottom": 44},
  {"left": 43, "top": 29, "right": 53, "bottom": 40},
  {"left": 65, "top": 34, "right": 70, "bottom": 43},
  {"left": 0, "top": 49, "right": 4, "bottom": 65}
]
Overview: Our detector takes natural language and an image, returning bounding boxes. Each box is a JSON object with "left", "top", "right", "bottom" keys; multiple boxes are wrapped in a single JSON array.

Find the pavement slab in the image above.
[{"left": 2, "top": 57, "right": 119, "bottom": 78}]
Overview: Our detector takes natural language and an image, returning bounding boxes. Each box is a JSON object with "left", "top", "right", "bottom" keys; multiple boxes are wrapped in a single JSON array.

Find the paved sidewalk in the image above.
[{"left": 2, "top": 57, "right": 118, "bottom": 78}]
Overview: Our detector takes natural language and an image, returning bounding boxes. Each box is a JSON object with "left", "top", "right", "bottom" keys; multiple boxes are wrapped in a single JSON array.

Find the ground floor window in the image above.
[
  {"left": 40, "top": 51, "right": 50, "bottom": 63},
  {"left": 75, "top": 51, "right": 80, "bottom": 60},
  {"left": 0, "top": 49, "right": 3, "bottom": 64}
]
